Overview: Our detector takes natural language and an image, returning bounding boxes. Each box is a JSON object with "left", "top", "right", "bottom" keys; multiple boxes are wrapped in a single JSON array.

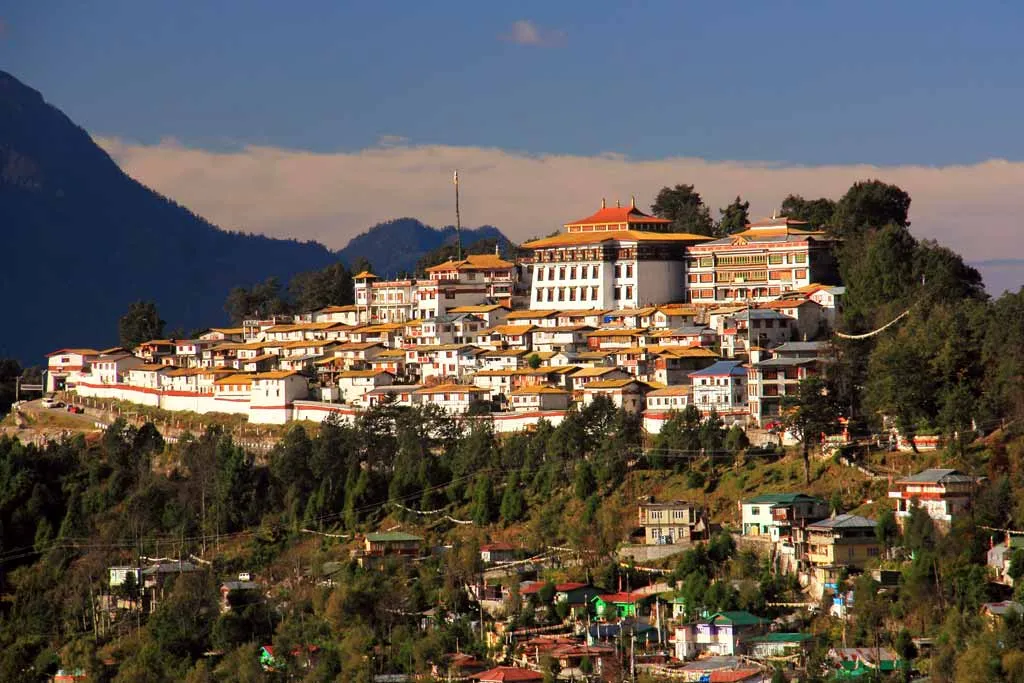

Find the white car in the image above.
[{"left": 41, "top": 396, "right": 60, "bottom": 409}]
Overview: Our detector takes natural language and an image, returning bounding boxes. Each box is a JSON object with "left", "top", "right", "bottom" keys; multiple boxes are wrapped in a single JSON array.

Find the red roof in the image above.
[
  {"left": 471, "top": 666, "right": 544, "bottom": 682},
  {"left": 555, "top": 582, "right": 588, "bottom": 592},
  {"left": 566, "top": 204, "right": 671, "bottom": 227},
  {"left": 519, "top": 581, "right": 544, "bottom": 595},
  {"left": 598, "top": 591, "right": 646, "bottom": 604}
]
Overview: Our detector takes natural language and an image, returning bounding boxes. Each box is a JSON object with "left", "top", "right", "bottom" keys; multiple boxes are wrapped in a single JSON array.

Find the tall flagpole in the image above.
[{"left": 454, "top": 169, "right": 462, "bottom": 261}]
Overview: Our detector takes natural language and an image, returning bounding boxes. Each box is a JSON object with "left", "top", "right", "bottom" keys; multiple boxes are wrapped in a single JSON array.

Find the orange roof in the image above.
[
  {"left": 565, "top": 202, "right": 671, "bottom": 228},
  {"left": 253, "top": 370, "right": 300, "bottom": 380},
  {"left": 522, "top": 229, "right": 709, "bottom": 249},
  {"left": 586, "top": 328, "right": 646, "bottom": 338},
  {"left": 214, "top": 374, "right": 253, "bottom": 386},
  {"left": 505, "top": 309, "right": 558, "bottom": 320},
  {"left": 584, "top": 378, "right": 642, "bottom": 390},
  {"left": 47, "top": 348, "right": 102, "bottom": 357},
  {"left": 425, "top": 253, "right": 513, "bottom": 272},
  {"left": 647, "top": 385, "right": 692, "bottom": 397},
  {"left": 511, "top": 385, "right": 569, "bottom": 396},
  {"left": 353, "top": 270, "right": 378, "bottom": 279},
  {"left": 486, "top": 324, "right": 535, "bottom": 336}
]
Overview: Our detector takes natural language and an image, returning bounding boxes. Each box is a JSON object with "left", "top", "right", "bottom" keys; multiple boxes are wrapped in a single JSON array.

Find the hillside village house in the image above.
[
  {"left": 413, "top": 384, "right": 487, "bottom": 414},
  {"left": 888, "top": 468, "right": 977, "bottom": 528},
  {"left": 685, "top": 216, "right": 839, "bottom": 305},
  {"left": 988, "top": 533, "right": 1024, "bottom": 586},
  {"left": 46, "top": 348, "right": 102, "bottom": 391},
  {"left": 89, "top": 350, "right": 145, "bottom": 385},
  {"left": 521, "top": 199, "right": 710, "bottom": 311},
  {"left": 334, "top": 370, "right": 394, "bottom": 404},
  {"left": 354, "top": 531, "right": 423, "bottom": 568},
  {"left": 581, "top": 378, "right": 649, "bottom": 414},
  {"left": 674, "top": 611, "right": 770, "bottom": 659},
  {"left": 567, "top": 366, "right": 631, "bottom": 393},
  {"left": 806, "top": 514, "right": 879, "bottom": 568},
  {"left": 362, "top": 384, "right": 423, "bottom": 408},
  {"left": 249, "top": 371, "right": 309, "bottom": 424},
  {"left": 741, "top": 493, "right": 830, "bottom": 541},
  {"left": 644, "top": 385, "right": 691, "bottom": 413},
  {"left": 509, "top": 386, "right": 571, "bottom": 412},
  {"left": 689, "top": 360, "right": 748, "bottom": 417},
  {"left": 638, "top": 499, "right": 706, "bottom": 544}
]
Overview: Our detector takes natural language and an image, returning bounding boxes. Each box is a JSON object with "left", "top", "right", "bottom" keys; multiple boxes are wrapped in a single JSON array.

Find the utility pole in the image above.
[{"left": 454, "top": 169, "right": 462, "bottom": 261}]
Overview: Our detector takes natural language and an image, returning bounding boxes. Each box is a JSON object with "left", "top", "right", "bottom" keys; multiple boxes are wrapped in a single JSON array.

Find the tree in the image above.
[
  {"left": 499, "top": 472, "right": 525, "bottom": 524},
  {"left": 717, "top": 196, "right": 750, "bottom": 235},
  {"left": 876, "top": 508, "right": 899, "bottom": 550},
  {"left": 780, "top": 194, "right": 836, "bottom": 229},
  {"left": 574, "top": 460, "right": 597, "bottom": 500},
  {"left": 527, "top": 353, "right": 542, "bottom": 370},
  {"left": 118, "top": 300, "right": 165, "bottom": 348},
  {"left": 289, "top": 262, "right": 354, "bottom": 312},
  {"left": 782, "top": 375, "right": 838, "bottom": 484},
  {"left": 833, "top": 179, "right": 911, "bottom": 239},
  {"left": 471, "top": 475, "right": 497, "bottom": 525},
  {"left": 650, "top": 184, "right": 715, "bottom": 235}
]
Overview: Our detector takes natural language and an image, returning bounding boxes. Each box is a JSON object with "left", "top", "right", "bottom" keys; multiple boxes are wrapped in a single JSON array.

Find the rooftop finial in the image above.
[
  {"left": 772, "top": 209, "right": 778, "bottom": 220},
  {"left": 616, "top": 199, "right": 621, "bottom": 208},
  {"left": 601, "top": 197, "right": 606, "bottom": 209},
  {"left": 631, "top": 195, "right": 636, "bottom": 209}
]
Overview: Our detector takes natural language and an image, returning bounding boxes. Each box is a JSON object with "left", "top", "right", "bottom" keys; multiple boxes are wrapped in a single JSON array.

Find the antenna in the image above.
[{"left": 453, "top": 170, "right": 462, "bottom": 261}]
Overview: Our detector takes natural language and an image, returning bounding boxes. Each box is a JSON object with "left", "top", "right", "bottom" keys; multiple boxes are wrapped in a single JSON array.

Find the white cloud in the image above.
[
  {"left": 502, "top": 19, "right": 564, "bottom": 47},
  {"left": 96, "top": 136, "right": 1024, "bottom": 269}
]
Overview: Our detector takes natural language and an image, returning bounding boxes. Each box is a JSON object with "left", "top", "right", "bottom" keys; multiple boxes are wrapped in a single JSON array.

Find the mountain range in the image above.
[{"left": 0, "top": 70, "right": 509, "bottom": 364}]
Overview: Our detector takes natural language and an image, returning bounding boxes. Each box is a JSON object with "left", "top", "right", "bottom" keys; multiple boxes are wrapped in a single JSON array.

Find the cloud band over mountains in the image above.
[{"left": 98, "top": 137, "right": 1024, "bottom": 271}]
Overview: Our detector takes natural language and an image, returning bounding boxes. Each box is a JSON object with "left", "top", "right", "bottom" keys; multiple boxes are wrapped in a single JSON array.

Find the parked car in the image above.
[{"left": 41, "top": 396, "right": 59, "bottom": 409}]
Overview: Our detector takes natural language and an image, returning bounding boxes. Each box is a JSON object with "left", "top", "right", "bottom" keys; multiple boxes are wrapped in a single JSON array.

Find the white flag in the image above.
[{"left": 453, "top": 169, "right": 459, "bottom": 185}]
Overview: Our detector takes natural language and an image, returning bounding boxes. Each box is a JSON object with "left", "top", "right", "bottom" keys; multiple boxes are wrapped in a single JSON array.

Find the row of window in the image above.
[
  {"left": 535, "top": 263, "right": 637, "bottom": 281},
  {"left": 534, "top": 285, "right": 635, "bottom": 303}
]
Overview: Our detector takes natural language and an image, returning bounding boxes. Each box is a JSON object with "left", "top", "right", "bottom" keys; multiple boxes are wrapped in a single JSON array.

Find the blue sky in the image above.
[
  {"left": 5, "top": 1, "right": 1024, "bottom": 165},
  {"left": 5, "top": 2, "right": 1024, "bottom": 292}
]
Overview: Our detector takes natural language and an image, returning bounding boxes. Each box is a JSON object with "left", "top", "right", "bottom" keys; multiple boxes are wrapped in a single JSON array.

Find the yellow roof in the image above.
[
  {"left": 606, "top": 307, "right": 658, "bottom": 317},
  {"left": 319, "top": 304, "right": 359, "bottom": 313},
  {"left": 646, "top": 385, "right": 692, "bottom": 397},
  {"left": 253, "top": 370, "right": 300, "bottom": 380},
  {"left": 505, "top": 309, "right": 558, "bottom": 320},
  {"left": 424, "top": 253, "right": 513, "bottom": 272},
  {"left": 522, "top": 230, "right": 710, "bottom": 249},
  {"left": 375, "top": 349, "right": 407, "bottom": 358},
  {"left": 214, "top": 374, "right": 253, "bottom": 386},
  {"left": 481, "top": 349, "right": 530, "bottom": 357},
  {"left": 486, "top": 324, "right": 535, "bottom": 336},
  {"left": 354, "top": 323, "right": 403, "bottom": 333},
  {"left": 584, "top": 378, "right": 642, "bottom": 390},
  {"left": 210, "top": 326, "right": 245, "bottom": 334},
  {"left": 572, "top": 367, "right": 622, "bottom": 377},
  {"left": 353, "top": 270, "right": 378, "bottom": 279}
]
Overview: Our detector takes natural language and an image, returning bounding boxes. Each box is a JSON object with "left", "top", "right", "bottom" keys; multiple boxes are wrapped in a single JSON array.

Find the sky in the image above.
[{"left": 4, "top": 1, "right": 1024, "bottom": 291}]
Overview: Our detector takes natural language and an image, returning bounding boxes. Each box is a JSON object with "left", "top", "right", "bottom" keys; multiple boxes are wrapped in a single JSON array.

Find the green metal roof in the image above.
[
  {"left": 365, "top": 532, "right": 423, "bottom": 542},
  {"left": 744, "top": 492, "right": 822, "bottom": 505},
  {"left": 706, "top": 610, "right": 770, "bottom": 626}
]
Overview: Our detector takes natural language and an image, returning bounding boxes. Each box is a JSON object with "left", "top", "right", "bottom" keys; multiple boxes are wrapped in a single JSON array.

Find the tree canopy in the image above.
[
  {"left": 650, "top": 184, "right": 715, "bottom": 235},
  {"left": 118, "top": 300, "right": 166, "bottom": 348}
]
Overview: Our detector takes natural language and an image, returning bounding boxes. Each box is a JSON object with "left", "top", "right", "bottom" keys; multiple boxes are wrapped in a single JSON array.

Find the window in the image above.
[
  {"left": 591, "top": 265, "right": 599, "bottom": 278},
  {"left": 591, "top": 286, "right": 599, "bottom": 300},
  {"left": 558, "top": 288, "right": 565, "bottom": 302},
  {"left": 559, "top": 267, "right": 566, "bottom": 280},
  {"left": 569, "top": 288, "right": 576, "bottom": 301},
  {"left": 615, "top": 265, "right": 622, "bottom": 278},
  {"left": 536, "top": 268, "right": 544, "bottom": 281},
  {"left": 626, "top": 264, "right": 633, "bottom": 278},
  {"left": 614, "top": 287, "right": 621, "bottom": 300},
  {"left": 795, "top": 253, "right": 807, "bottom": 264},
  {"left": 625, "top": 285, "right": 633, "bottom": 300},
  {"left": 569, "top": 266, "right": 577, "bottom": 279},
  {"left": 751, "top": 506, "right": 760, "bottom": 515}
]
